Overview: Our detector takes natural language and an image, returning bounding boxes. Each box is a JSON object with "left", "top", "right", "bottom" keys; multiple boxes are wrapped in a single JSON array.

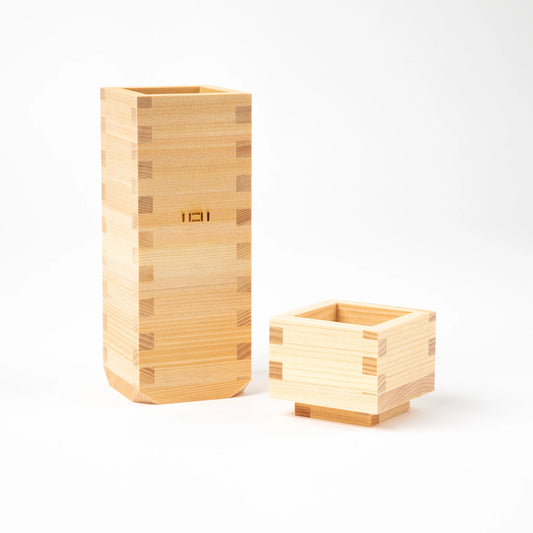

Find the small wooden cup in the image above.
[{"left": 269, "top": 300, "right": 436, "bottom": 426}]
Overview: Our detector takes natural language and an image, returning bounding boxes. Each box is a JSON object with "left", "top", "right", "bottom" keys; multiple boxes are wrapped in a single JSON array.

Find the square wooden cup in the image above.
[{"left": 269, "top": 300, "right": 436, "bottom": 426}]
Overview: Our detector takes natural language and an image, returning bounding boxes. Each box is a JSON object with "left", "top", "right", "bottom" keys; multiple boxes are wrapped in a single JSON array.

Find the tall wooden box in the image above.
[
  {"left": 101, "top": 86, "right": 252, "bottom": 404},
  {"left": 269, "top": 300, "right": 436, "bottom": 426}
]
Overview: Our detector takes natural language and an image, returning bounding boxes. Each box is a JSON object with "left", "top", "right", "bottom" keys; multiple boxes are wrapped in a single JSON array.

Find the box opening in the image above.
[
  {"left": 125, "top": 86, "right": 226, "bottom": 95},
  {"left": 296, "top": 303, "right": 409, "bottom": 327}
]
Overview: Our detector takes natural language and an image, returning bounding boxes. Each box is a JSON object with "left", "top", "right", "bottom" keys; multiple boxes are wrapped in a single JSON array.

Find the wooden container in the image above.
[
  {"left": 269, "top": 300, "right": 436, "bottom": 426},
  {"left": 101, "top": 86, "right": 252, "bottom": 404}
]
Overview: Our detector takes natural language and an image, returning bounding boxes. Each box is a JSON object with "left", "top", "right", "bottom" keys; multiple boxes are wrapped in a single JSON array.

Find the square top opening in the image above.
[
  {"left": 124, "top": 86, "right": 233, "bottom": 95},
  {"left": 295, "top": 302, "right": 410, "bottom": 327}
]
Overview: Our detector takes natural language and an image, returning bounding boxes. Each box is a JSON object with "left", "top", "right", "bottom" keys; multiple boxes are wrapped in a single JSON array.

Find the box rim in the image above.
[
  {"left": 114, "top": 85, "right": 250, "bottom": 96},
  {"left": 271, "top": 299, "right": 435, "bottom": 333}
]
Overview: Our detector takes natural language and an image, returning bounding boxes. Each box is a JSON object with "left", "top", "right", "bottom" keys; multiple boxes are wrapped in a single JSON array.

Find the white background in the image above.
[{"left": 2, "top": 1, "right": 532, "bottom": 531}]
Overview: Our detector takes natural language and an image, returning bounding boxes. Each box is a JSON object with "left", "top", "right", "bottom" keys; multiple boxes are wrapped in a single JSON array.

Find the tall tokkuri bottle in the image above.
[{"left": 101, "top": 86, "right": 251, "bottom": 403}]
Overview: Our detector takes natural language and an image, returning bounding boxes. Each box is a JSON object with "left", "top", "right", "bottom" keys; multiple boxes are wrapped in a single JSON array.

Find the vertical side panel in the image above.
[
  {"left": 102, "top": 88, "right": 141, "bottom": 393},
  {"left": 379, "top": 312, "right": 435, "bottom": 391}
]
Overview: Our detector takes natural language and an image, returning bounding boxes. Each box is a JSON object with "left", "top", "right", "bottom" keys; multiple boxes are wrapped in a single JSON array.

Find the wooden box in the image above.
[
  {"left": 269, "top": 300, "right": 436, "bottom": 426},
  {"left": 101, "top": 86, "right": 251, "bottom": 404}
]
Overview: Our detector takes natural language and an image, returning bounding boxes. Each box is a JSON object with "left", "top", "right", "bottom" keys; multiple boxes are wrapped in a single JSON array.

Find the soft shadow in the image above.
[{"left": 375, "top": 390, "right": 497, "bottom": 431}]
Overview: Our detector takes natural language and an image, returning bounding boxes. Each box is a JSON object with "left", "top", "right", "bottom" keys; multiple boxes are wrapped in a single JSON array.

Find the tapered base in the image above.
[
  {"left": 294, "top": 401, "right": 410, "bottom": 427},
  {"left": 105, "top": 369, "right": 155, "bottom": 404},
  {"left": 105, "top": 368, "right": 249, "bottom": 405}
]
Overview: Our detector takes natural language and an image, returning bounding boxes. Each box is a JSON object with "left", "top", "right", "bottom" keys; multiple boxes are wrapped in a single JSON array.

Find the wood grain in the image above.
[
  {"left": 362, "top": 357, "right": 378, "bottom": 376},
  {"left": 269, "top": 361, "right": 283, "bottom": 380},
  {"left": 269, "top": 326, "right": 284, "bottom": 345},
  {"left": 294, "top": 402, "right": 410, "bottom": 427},
  {"left": 102, "top": 85, "right": 252, "bottom": 404},
  {"left": 378, "top": 373, "right": 435, "bottom": 412}
]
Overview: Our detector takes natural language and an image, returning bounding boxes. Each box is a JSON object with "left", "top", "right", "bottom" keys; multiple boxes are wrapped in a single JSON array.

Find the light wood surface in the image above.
[
  {"left": 269, "top": 300, "right": 436, "bottom": 425},
  {"left": 295, "top": 402, "right": 411, "bottom": 427},
  {"left": 101, "top": 85, "right": 251, "bottom": 404}
]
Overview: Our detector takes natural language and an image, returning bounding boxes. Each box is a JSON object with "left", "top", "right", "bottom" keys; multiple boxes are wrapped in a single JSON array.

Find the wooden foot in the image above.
[{"left": 294, "top": 401, "right": 410, "bottom": 427}]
